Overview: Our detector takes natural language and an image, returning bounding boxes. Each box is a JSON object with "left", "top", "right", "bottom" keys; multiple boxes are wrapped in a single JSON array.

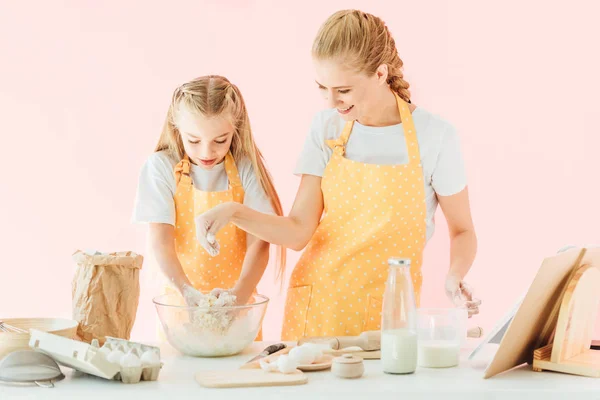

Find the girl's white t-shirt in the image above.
[
  {"left": 132, "top": 151, "right": 275, "bottom": 227},
  {"left": 294, "top": 107, "right": 467, "bottom": 242}
]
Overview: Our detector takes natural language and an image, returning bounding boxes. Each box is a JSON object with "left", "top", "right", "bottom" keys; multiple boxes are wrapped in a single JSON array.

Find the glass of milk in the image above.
[
  {"left": 381, "top": 258, "right": 418, "bottom": 374},
  {"left": 416, "top": 308, "right": 468, "bottom": 368}
]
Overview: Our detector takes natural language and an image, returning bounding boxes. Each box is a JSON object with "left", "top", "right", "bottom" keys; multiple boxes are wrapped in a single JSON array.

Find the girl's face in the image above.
[
  {"left": 175, "top": 107, "right": 234, "bottom": 170},
  {"left": 313, "top": 58, "right": 387, "bottom": 122}
]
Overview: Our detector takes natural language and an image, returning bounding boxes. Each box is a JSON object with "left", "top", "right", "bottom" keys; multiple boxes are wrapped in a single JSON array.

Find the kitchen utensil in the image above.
[
  {"left": 240, "top": 346, "right": 292, "bottom": 369},
  {"left": 325, "top": 348, "right": 381, "bottom": 359},
  {"left": 245, "top": 343, "right": 287, "bottom": 364},
  {"left": 417, "top": 308, "right": 467, "bottom": 368},
  {"left": 28, "top": 329, "right": 163, "bottom": 383},
  {"left": 297, "top": 354, "right": 334, "bottom": 371},
  {"left": 195, "top": 369, "right": 308, "bottom": 388},
  {"left": 329, "top": 331, "right": 380, "bottom": 351},
  {"left": 0, "top": 318, "right": 78, "bottom": 360},
  {"left": 532, "top": 262, "right": 600, "bottom": 377},
  {"left": 331, "top": 354, "right": 364, "bottom": 379},
  {"left": 0, "top": 350, "right": 64, "bottom": 387},
  {"left": 153, "top": 292, "right": 268, "bottom": 357},
  {"left": 483, "top": 246, "right": 600, "bottom": 379},
  {"left": 0, "top": 322, "right": 28, "bottom": 334}
]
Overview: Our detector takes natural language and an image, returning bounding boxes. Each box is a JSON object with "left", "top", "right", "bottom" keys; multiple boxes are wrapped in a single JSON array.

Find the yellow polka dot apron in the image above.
[
  {"left": 281, "top": 93, "right": 427, "bottom": 340},
  {"left": 171, "top": 152, "right": 262, "bottom": 340}
]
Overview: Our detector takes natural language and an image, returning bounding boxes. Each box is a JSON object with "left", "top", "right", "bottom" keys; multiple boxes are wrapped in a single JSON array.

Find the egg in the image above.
[
  {"left": 107, "top": 349, "right": 125, "bottom": 365},
  {"left": 259, "top": 359, "right": 277, "bottom": 372},
  {"left": 120, "top": 351, "right": 142, "bottom": 368},
  {"left": 276, "top": 354, "right": 299, "bottom": 374},
  {"left": 140, "top": 350, "right": 160, "bottom": 366},
  {"left": 289, "top": 346, "right": 315, "bottom": 365}
]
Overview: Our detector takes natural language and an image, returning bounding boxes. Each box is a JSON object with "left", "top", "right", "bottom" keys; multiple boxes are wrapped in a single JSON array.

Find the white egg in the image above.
[
  {"left": 259, "top": 359, "right": 277, "bottom": 372},
  {"left": 302, "top": 343, "right": 324, "bottom": 359},
  {"left": 289, "top": 346, "right": 315, "bottom": 365},
  {"left": 120, "top": 351, "right": 142, "bottom": 368},
  {"left": 276, "top": 354, "right": 299, "bottom": 374},
  {"left": 140, "top": 350, "right": 160, "bottom": 366},
  {"left": 107, "top": 350, "right": 125, "bottom": 365}
]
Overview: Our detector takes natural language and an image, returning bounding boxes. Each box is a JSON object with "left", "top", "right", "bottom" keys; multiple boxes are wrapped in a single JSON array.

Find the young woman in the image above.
[{"left": 194, "top": 10, "right": 480, "bottom": 340}]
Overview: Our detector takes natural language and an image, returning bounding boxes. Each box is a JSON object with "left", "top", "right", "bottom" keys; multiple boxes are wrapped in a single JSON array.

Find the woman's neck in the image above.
[{"left": 357, "top": 89, "right": 405, "bottom": 127}]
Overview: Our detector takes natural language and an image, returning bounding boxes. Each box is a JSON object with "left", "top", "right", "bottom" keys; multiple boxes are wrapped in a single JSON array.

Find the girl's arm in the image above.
[
  {"left": 227, "top": 235, "right": 270, "bottom": 305},
  {"left": 197, "top": 175, "right": 324, "bottom": 252},
  {"left": 148, "top": 223, "right": 193, "bottom": 293}
]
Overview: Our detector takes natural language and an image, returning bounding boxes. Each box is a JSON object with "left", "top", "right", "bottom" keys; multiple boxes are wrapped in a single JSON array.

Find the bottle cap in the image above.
[{"left": 388, "top": 257, "right": 411, "bottom": 266}]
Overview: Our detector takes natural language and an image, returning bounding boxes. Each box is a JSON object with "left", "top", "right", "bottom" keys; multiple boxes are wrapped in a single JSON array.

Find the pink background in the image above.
[{"left": 1, "top": 0, "right": 599, "bottom": 342}]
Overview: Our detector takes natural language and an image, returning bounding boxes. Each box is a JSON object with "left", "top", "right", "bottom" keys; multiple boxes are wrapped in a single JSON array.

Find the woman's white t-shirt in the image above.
[
  {"left": 132, "top": 151, "right": 275, "bottom": 228},
  {"left": 294, "top": 107, "right": 467, "bottom": 242}
]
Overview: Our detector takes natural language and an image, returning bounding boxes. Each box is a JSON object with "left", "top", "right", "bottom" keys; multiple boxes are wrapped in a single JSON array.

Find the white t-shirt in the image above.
[
  {"left": 132, "top": 151, "right": 275, "bottom": 227},
  {"left": 294, "top": 107, "right": 467, "bottom": 242}
]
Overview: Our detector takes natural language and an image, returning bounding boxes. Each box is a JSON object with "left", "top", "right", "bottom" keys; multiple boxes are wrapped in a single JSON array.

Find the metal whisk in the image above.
[{"left": 0, "top": 321, "right": 28, "bottom": 333}]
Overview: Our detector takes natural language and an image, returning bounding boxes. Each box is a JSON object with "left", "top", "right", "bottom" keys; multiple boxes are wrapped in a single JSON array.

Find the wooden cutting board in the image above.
[{"left": 195, "top": 369, "right": 308, "bottom": 388}]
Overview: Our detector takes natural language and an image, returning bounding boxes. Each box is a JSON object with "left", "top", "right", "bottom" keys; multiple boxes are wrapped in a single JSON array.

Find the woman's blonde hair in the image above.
[
  {"left": 312, "top": 10, "right": 411, "bottom": 102},
  {"left": 155, "top": 75, "right": 286, "bottom": 283}
]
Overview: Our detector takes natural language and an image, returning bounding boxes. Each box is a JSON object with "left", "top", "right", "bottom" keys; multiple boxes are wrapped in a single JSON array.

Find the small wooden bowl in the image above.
[
  {"left": 331, "top": 354, "right": 364, "bottom": 379},
  {"left": 0, "top": 318, "right": 79, "bottom": 359}
]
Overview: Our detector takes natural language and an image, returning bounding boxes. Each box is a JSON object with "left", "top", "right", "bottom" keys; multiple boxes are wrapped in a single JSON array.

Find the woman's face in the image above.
[
  {"left": 175, "top": 107, "right": 234, "bottom": 170},
  {"left": 313, "top": 58, "right": 386, "bottom": 121}
]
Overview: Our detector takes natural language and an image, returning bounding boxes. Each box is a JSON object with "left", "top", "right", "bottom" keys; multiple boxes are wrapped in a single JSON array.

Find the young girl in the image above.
[{"left": 133, "top": 75, "right": 285, "bottom": 311}]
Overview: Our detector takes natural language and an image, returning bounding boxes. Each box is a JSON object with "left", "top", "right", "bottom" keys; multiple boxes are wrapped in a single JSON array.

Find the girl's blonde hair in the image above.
[
  {"left": 155, "top": 75, "right": 286, "bottom": 283},
  {"left": 312, "top": 10, "right": 411, "bottom": 102}
]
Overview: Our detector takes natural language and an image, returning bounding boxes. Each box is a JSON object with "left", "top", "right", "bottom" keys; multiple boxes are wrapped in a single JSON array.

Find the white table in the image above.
[{"left": 1, "top": 341, "right": 598, "bottom": 400}]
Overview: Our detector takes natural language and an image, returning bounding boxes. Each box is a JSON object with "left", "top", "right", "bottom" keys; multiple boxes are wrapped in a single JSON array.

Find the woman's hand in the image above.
[
  {"left": 445, "top": 272, "right": 481, "bottom": 317},
  {"left": 194, "top": 202, "right": 239, "bottom": 256}
]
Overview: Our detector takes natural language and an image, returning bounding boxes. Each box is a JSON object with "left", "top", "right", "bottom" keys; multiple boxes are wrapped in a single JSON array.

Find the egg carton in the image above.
[
  {"left": 28, "top": 329, "right": 163, "bottom": 384},
  {"left": 98, "top": 337, "right": 163, "bottom": 383}
]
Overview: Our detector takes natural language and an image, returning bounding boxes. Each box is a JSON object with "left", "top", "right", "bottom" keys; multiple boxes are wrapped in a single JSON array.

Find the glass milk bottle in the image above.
[{"left": 381, "top": 257, "right": 418, "bottom": 374}]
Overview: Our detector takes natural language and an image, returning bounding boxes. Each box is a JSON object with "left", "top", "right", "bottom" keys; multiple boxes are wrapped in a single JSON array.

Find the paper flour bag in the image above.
[{"left": 72, "top": 250, "right": 144, "bottom": 344}]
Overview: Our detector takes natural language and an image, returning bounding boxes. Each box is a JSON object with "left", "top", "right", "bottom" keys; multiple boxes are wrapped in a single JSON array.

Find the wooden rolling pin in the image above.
[{"left": 299, "top": 327, "right": 485, "bottom": 351}]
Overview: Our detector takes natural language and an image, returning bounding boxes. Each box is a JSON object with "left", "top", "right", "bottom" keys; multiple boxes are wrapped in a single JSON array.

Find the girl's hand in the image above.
[
  {"left": 194, "top": 202, "right": 238, "bottom": 256},
  {"left": 182, "top": 283, "right": 205, "bottom": 307},
  {"left": 445, "top": 272, "right": 481, "bottom": 318},
  {"left": 210, "top": 286, "right": 253, "bottom": 306}
]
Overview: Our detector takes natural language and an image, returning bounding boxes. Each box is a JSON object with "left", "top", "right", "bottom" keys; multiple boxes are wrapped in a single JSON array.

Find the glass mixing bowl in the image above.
[{"left": 153, "top": 293, "right": 268, "bottom": 357}]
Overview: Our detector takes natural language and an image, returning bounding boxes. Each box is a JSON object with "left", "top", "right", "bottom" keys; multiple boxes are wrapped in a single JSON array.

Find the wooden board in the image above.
[
  {"left": 552, "top": 264, "right": 600, "bottom": 363},
  {"left": 484, "top": 247, "right": 600, "bottom": 378},
  {"left": 195, "top": 369, "right": 308, "bottom": 388}
]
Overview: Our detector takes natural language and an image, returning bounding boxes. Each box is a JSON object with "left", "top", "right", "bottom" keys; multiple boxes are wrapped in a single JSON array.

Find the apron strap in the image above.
[
  {"left": 224, "top": 152, "right": 243, "bottom": 188},
  {"left": 174, "top": 156, "right": 193, "bottom": 186},
  {"left": 326, "top": 93, "right": 420, "bottom": 165},
  {"left": 326, "top": 120, "right": 354, "bottom": 155},
  {"left": 174, "top": 153, "right": 242, "bottom": 189},
  {"left": 394, "top": 93, "right": 422, "bottom": 167}
]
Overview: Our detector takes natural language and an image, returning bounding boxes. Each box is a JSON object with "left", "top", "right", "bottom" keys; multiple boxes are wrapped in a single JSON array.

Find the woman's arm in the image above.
[
  {"left": 148, "top": 223, "right": 193, "bottom": 292},
  {"left": 438, "top": 187, "right": 480, "bottom": 316},
  {"left": 438, "top": 186, "right": 477, "bottom": 280},
  {"left": 229, "top": 235, "right": 270, "bottom": 305},
  {"left": 197, "top": 175, "right": 324, "bottom": 251}
]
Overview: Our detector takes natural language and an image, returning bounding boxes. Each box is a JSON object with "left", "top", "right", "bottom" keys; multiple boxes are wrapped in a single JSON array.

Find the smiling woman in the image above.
[{"left": 192, "top": 9, "right": 480, "bottom": 341}]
